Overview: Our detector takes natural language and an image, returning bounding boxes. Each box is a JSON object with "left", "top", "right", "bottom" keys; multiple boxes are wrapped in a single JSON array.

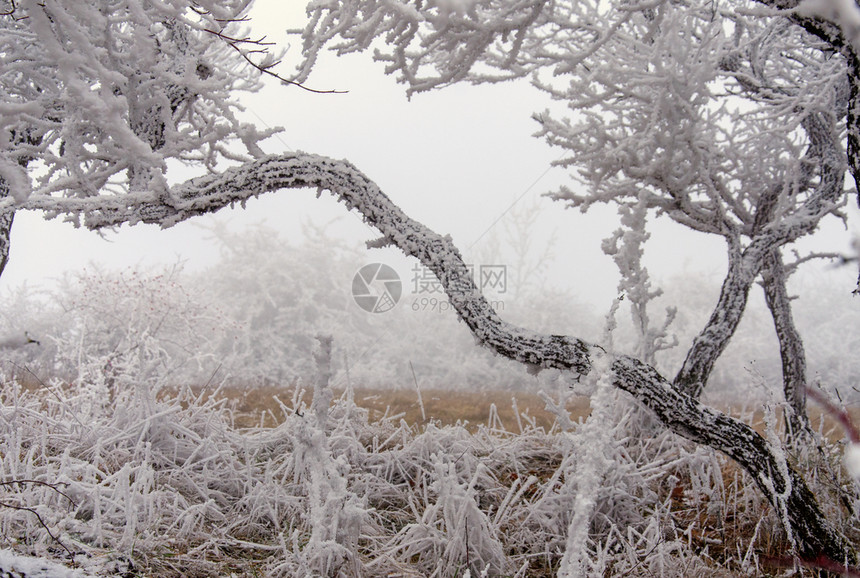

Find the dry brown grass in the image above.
[
  {"left": 209, "top": 384, "right": 860, "bottom": 443},
  {"left": 22, "top": 372, "right": 860, "bottom": 442},
  {"left": 210, "top": 385, "right": 593, "bottom": 431},
  {"left": 718, "top": 403, "right": 860, "bottom": 443}
]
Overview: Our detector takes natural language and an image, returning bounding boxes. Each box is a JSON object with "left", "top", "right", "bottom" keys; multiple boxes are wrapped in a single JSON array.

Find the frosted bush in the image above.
[
  {"left": 1, "top": 0, "right": 273, "bottom": 207},
  {"left": 45, "top": 267, "right": 227, "bottom": 400},
  {"left": 387, "top": 455, "right": 508, "bottom": 576}
]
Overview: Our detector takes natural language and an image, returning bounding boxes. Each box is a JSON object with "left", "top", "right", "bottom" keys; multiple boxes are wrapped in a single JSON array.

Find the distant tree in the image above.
[
  {"left": 8, "top": 0, "right": 859, "bottom": 568},
  {"left": 188, "top": 221, "right": 380, "bottom": 387}
]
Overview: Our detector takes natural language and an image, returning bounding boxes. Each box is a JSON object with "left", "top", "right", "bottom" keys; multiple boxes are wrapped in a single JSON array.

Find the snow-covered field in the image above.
[{"left": 1, "top": 367, "right": 858, "bottom": 577}]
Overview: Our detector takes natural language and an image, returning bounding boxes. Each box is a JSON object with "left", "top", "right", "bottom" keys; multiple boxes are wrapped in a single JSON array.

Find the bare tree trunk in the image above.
[
  {"left": 761, "top": 249, "right": 812, "bottom": 440},
  {"left": 849, "top": 53, "right": 860, "bottom": 208},
  {"left": 0, "top": 209, "right": 13, "bottom": 278},
  {"left": 0, "top": 174, "right": 15, "bottom": 278},
  {"left": 614, "top": 357, "right": 853, "bottom": 565},
  {"left": 673, "top": 242, "right": 755, "bottom": 398},
  {"left": 29, "top": 152, "right": 857, "bottom": 565}
]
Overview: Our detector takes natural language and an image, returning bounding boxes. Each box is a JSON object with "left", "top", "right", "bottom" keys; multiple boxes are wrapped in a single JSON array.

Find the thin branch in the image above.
[
  {"left": 784, "top": 249, "right": 844, "bottom": 275},
  {"left": 203, "top": 28, "right": 347, "bottom": 95},
  {"left": 0, "top": 480, "right": 77, "bottom": 558},
  {"left": 0, "top": 479, "right": 76, "bottom": 506}
]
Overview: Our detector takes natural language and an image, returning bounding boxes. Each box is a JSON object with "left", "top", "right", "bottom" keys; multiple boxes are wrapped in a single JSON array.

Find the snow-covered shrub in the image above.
[
  {"left": 44, "top": 267, "right": 226, "bottom": 404},
  {"left": 186, "top": 222, "right": 388, "bottom": 388},
  {"left": 1, "top": 0, "right": 273, "bottom": 205},
  {"left": 386, "top": 455, "right": 508, "bottom": 576}
]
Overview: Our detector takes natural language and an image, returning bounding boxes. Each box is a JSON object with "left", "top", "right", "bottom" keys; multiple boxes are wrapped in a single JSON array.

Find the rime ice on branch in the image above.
[{"left": 0, "top": 0, "right": 274, "bottom": 274}]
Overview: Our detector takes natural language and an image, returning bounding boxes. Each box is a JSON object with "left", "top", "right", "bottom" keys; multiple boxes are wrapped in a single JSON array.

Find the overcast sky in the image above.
[{"left": 3, "top": 0, "right": 857, "bottom": 312}]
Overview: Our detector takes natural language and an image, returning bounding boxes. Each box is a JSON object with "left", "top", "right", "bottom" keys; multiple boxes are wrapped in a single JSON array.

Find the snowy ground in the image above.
[{"left": 1, "top": 374, "right": 857, "bottom": 577}]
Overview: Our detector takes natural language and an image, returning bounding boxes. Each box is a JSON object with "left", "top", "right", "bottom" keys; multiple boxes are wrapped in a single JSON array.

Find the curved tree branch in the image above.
[{"left": 21, "top": 151, "right": 857, "bottom": 564}]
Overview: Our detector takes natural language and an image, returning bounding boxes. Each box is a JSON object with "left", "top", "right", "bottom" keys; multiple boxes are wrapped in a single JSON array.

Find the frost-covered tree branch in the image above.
[
  {"left": 753, "top": 0, "right": 860, "bottom": 204},
  {"left": 21, "top": 151, "right": 856, "bottom": 565},
  {"left": 601, "top": 195, "right": 678, "bottom": 365},
  {"left": 0, "top": 0, "right": 283, "bottom": 278},
  {"left": 0, "top": 0, "right": 274, "bottom": 203}
]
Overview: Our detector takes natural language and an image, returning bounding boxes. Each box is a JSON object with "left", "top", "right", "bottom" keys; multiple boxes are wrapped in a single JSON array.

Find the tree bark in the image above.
[
  {"left": 673, "top": 99, "right": 844, "bottom": 401},
  {"left": 0, "top": 175, "right": 15, "bottom": 278},
  {"left": 760, "top": 249, "right": 812, "bottom": 440},
  {"left": 24, "top": 152, "right": 857, "bottom": 565},
  {"left": 673, "top": 243, "right": 755, "bottom": 398},
  {"left": 613, "top": 356, "right": 853, "bottom": 565},
  {"left": 0, "top": 209, "right": 13, "bottom": 279},
  {"left": 848, "top": 52, "right": 860, "bottom": 208}
]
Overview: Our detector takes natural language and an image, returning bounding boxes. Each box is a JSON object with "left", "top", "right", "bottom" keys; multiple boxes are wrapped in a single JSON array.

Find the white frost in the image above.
[
  {"left": 845, "top": 442, "right": 860, "bottom": 480},
  {"left": 0, "top": 549, "right": 95, "bottom": 578},
  {"left": 0, "top": 158, "right": 31, "bottom": 203}
]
